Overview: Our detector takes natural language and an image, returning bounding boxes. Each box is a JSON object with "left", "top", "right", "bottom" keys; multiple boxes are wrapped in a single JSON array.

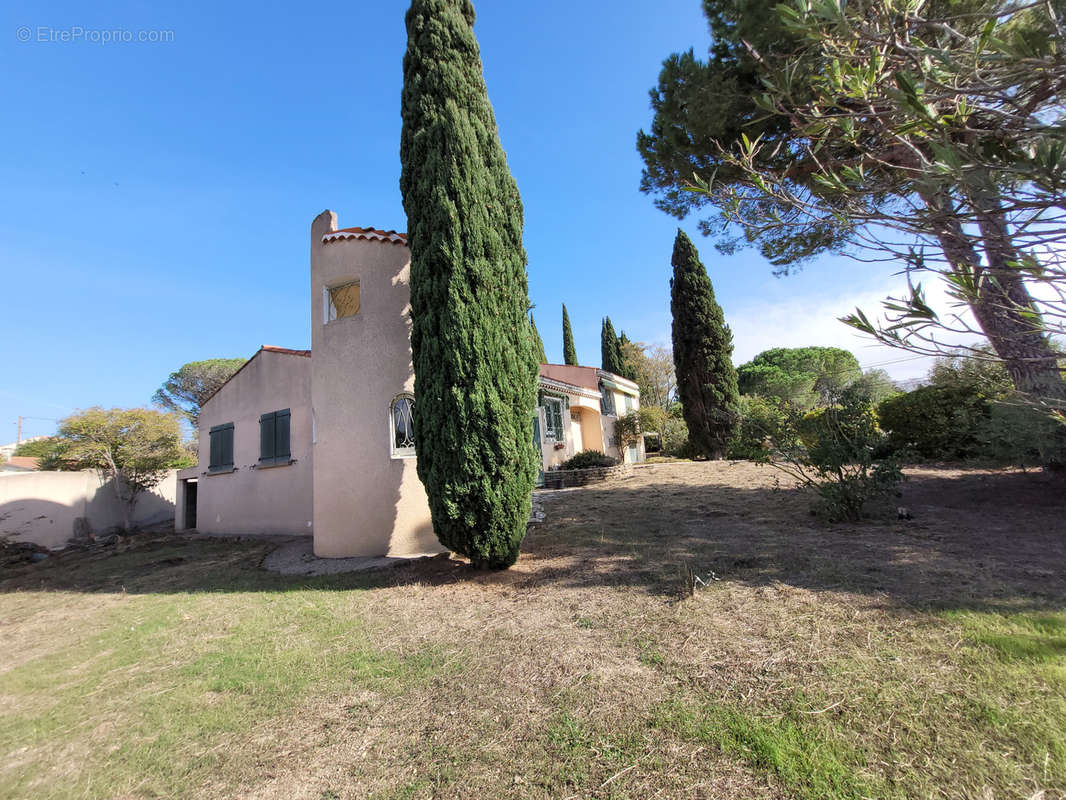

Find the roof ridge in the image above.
[{"left": 322, "top": 227, "right": 407, "bottom": 246}]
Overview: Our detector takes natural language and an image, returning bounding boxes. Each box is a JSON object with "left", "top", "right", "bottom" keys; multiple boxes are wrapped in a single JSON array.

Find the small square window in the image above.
[{"left": 325, "top": 280, "right": 360, "bottom": 322}]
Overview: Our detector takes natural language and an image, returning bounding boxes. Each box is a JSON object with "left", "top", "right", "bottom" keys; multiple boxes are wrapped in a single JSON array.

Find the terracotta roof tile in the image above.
[
  {"left": 5, "top": 456, "right": 40, "bottom": 470},
  {"left": 322, "top": 227, "right": 407, "bottom": 246},
  {"left": 261, "top": 345, "right": 311, "bottom": 358},
  {"left": 538, "top": 364, "right": 601, "bottom": 391}
]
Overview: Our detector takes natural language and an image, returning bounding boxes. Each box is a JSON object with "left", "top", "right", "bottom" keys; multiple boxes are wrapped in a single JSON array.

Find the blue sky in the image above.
[{"left": 0, "top": 0, "right": 933, "bottom": 443}]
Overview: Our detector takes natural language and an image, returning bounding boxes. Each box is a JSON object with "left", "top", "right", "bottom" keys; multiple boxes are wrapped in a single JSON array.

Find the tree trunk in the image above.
[
  {"left": 929, "top": 192, "right": 1066, "bottom": 404},
  {"left": 969, "top": 187, "right": 1066, "bottom": 403}
]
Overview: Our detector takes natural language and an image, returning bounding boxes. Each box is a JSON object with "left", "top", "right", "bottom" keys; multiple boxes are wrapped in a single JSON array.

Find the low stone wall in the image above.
[{"left": 540, "top": 463, "right": 631, "bottom": 490}]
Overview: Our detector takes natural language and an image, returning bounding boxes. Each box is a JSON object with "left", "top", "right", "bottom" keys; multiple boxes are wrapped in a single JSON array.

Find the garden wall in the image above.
[
  {"left": 0, "top": 470, "right": 178, "bottom": 550},
  {"left": 540, "top": 463, "right": 631, "bottom": 490}
]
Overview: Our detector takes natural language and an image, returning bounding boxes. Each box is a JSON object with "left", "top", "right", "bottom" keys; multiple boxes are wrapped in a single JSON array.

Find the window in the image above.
[
  {"left": 208, "top": 422, "right": 234, "bottom": 472},
  {"left": 600, "top": 383, "right": 616, "bottom": 416},
  {"left": 391, "top": 394, "right": 416, "bottom": 458},
  {"left": 542, "top": 396, "right": 564, "bottom": 440},
  {"left": 624, "top": 393, "right": 634, "bottom": 413},
  {"left": 259, "top": 409, "right": 291, "bottom": 466},
  {"left": 325, "top": 280, "right": 360, "bottom": 322}
]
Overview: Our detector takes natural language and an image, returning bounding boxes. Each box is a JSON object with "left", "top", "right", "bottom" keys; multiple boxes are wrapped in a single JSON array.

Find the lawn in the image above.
[{"left": 2, "top": 461, "right": 1064, "bottom": 799}]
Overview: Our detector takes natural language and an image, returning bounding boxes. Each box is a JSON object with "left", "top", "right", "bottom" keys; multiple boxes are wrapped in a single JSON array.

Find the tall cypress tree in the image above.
[
  {"left": 617, "top": 330, "right": 638, "bottom": 382},
  {"left": 400, "top": 0, "right": 538, "bottom": 568},
  {"left": 670, "top": 229, "right": 739, "bottom": 458},
  {"left": 531, "top": 314, "right": 547, "bottom": 363},
  {"left": 562, "top": 304, "right": 578, "bottom": 365},
  {"left": 601, "top": 317, "right": 625, "bottom": 375}
]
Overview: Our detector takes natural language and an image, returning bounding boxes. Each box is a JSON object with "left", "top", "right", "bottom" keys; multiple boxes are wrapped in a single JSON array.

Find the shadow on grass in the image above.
[{"left": 2, "top": 467, "right": 1064, "bottom": 614}]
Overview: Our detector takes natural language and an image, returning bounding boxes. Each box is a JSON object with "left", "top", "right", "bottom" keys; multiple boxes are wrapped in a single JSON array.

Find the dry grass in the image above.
[{"left": 1, "top": 461, "right": 1064, "bottom": 799}]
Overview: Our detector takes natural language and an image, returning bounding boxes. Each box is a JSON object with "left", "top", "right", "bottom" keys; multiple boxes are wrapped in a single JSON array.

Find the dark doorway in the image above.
[{"left": 184, "top": 479, "right": 198, "bottom": 529}]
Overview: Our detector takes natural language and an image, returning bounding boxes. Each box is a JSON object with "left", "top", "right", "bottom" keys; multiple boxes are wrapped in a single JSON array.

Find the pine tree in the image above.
[
  {"left": 601, "top": 317, "right": 625, "bottom": 375},
  {"left": 400, "top": 0, "right": 538, "bottom": 568},
  {"left": 562, "top": 304, "right": 578, "bottom": 365},
  {"left": 669, "top": 229, "right": 739, "bottom": 458},
  {"left": 531, "top": 314, "right": 547, "bottom": 363}
]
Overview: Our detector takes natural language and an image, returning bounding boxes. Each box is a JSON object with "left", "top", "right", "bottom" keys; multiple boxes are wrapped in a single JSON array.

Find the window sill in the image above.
[
  {"left": 390, "top": 450, "right": 416, "bottom": 460},
  {"left": 255, "top": 458, "right": 295, "bottom": 469},
  {"left": 206, "top": 466, "right": 236, "bottom": 476}
]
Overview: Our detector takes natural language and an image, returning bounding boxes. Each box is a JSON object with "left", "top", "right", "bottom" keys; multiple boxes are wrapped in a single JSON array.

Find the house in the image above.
[
  {"left": 175, "top": 210, "right": 642, "bottom": 558},
  {"left": 1, "top": 456, "right": 40, "bottom": 473}
]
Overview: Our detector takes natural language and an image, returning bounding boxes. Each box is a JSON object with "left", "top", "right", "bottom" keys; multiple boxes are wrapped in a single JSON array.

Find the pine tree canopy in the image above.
[
  {"left": 670, "top": 229, "right": 739, "bottom": 458},
  {"left": 400, "top": 0, "right": 539, "bottom": 569}
]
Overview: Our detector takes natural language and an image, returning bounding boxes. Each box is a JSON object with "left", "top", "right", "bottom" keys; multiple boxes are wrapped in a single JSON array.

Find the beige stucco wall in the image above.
[
  {"left": 0, "top": 469, "right": 177, "bottom": 550},
  {"left": 195, "top": 349, "right": 313, "bottom": 535},
  {"left": 310, "top": 211, "right": 440, "bottom": 558}
]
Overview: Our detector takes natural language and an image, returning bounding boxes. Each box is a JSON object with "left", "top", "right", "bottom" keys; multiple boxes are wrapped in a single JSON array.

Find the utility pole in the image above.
[{"left": 16, "top": 416, "right": 22, "bottom": 446}]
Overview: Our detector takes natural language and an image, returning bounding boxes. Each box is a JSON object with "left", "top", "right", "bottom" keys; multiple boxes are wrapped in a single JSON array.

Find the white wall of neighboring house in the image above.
[
  {"left": 0, "top": 436, "right": 48, "bottom": 462},
  {"left": 0, "top": 469, "right": 178, "bottom": 550}
]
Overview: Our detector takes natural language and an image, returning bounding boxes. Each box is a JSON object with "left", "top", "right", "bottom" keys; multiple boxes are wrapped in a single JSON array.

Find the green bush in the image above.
[
  {"left": 771, "top": 386, "right": 902, "bottom": 521},
  {"left": 559, "top": 450, "right": 619, "bottom": 470},
  {"left": 976, "top": 402, "right": 1066, "bottom": 469},
  {"left": 877, "top": 385, "right": 990, "bottom": 460},
  {"left": 727, "top": 395, "right": 786, "bottom": 460},
  {"left": 662, "top": 417, "right": 694, "bottom": 457}
]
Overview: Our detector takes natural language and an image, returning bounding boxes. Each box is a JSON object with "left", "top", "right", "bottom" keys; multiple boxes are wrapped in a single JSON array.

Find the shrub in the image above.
[
  {"left": 727, "top": 395, "right": 786, "bottom": 460},
  {"left": 661, "top": 417, "right": 693, "bottom": 457},
  {"left": 770, "top": 386, "right": 903, "bottom": 521},
  {"left": 559, "top": 450, "right": 618, "bottom": 470},
  {"left": 877, "top": 385, "right": 990, "bottom": 460},
  {"left": 976, "top": 402, "right": 1066, "bottom": 469}
]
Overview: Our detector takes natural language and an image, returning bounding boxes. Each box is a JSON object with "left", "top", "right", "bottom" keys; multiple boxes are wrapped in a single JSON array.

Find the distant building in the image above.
[
  {"left": 1, "top": 456, "right": 40, "bottom": 473},
  {"left": 175, "top": 211, "right": 642, "bottom": 558},
  {"left": 0, "top": 436, "right": 47, "bottom": 462}
]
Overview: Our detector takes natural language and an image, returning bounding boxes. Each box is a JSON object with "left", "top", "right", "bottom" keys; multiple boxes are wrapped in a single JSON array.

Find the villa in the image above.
[{"left": 175, "top": 211, "right": 642, "bottom": 558}]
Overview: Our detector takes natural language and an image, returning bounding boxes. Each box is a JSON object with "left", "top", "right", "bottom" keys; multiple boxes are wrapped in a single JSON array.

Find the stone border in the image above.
[{"left": 539, "top": 463, "right": 631, "bottom": 490}]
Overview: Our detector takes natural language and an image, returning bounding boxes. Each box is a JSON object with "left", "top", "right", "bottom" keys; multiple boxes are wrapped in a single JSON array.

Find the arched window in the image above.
[{"left": 390, "top": 394, "right": 416, "bottom": 458}]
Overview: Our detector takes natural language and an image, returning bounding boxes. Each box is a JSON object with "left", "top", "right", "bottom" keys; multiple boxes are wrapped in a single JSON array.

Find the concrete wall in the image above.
[
  {"left": 195, "top": 349, "right": 314, "bottom": 535},
  {"left": 310, "top": 211, "right": 440, "bottom": 558},
  {"left": 0, "top": 469, "right": 177, "bottom": 550}
]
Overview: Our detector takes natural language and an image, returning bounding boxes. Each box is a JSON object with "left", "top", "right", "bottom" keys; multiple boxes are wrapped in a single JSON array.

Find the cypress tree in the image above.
[
  {"left": 531, "top": 314, "right": 547, "bottom": 363},
  {"left": 400, "top": 0, "right": 538, "bottom": 568},
  {"left": 670, "top": 229, "right": 739, "bottom": 458},
  {"left": 601, "top": 316, "right": 625, "bottom": 375},
  {"left": 617, "top": 330, "right": 638, "bottom": 382},
  {"left": 562, "top": 304, "right": 578, "bottom": 365}
]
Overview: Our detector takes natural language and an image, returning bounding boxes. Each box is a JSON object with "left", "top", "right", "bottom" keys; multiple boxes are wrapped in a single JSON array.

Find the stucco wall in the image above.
[
  {"left": 0, "top": 469, "right": 177, "bottom": 550},
  {"left": 310, "top": 211, "right": 439, "bottom": 558},
  {"left": 195, "top": 349, "right": 314, "bottom": 536}
]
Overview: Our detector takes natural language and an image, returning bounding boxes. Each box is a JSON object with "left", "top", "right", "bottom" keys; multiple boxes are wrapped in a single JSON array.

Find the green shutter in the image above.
[
  {"left": 260, "top": 412, "right": 275, "bottom": 461},
  {"left": 209, "top": 423, "right": 233, "bottom": 470},
  {"left": 275, "top": 409, "right": 291, "bottom": 458}
]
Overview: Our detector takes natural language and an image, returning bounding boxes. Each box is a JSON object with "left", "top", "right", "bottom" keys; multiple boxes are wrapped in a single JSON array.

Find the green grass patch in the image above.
[
  {"left": 947, "top": 610, "right": 1066, "bottom": 663},
  {"left": 0, "top": 581, "right": 456, "bottom": 800},
  {"left": 651, "top": 699, "right": 878, "bottom": 800}
]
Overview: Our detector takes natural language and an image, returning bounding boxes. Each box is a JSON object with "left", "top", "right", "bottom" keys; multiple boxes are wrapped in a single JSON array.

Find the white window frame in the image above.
[
  {"left": 390, "top": 393, "right": 416, "bottom": 459},
  {"left": 324, "top": 279, "right": 360, "bottom": 324},
  {"left": 542, "top": 396, "right": 564, "bottom": 440}
]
